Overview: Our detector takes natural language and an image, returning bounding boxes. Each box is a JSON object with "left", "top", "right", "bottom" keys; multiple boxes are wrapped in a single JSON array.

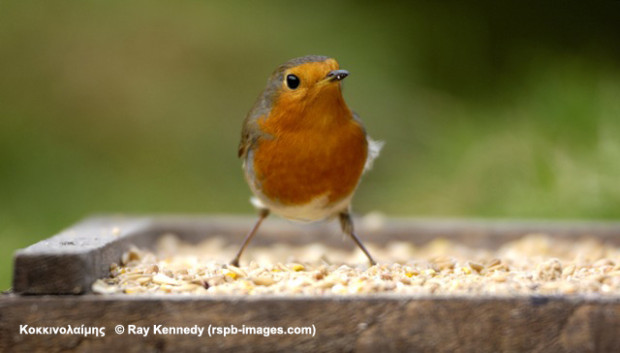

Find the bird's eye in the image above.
[{"left": 286, "top": 74, "right": 300, "bottom": 89}]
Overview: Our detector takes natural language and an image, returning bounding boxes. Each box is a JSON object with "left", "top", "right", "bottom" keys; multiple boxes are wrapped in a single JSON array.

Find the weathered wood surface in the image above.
[
  {"left": 6, "top": 216, "right": 620, "bottom": 352},
  {"left": 12, "top": 215, "right": 620, "bottom": 294},
  {"left": 0, "top": 294, "right": 619, "bottom": 353}
]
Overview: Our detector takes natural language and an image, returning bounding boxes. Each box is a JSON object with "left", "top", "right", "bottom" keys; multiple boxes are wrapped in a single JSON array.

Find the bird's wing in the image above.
[
  {"left": 352, "top": 112, "right": 384, "bottom": 172},
  {"left": 238, "top": 95, "right": 272, "bottom": 158},
  {"left": 238, "top": 117, "right": 256, "bottom": 158}
]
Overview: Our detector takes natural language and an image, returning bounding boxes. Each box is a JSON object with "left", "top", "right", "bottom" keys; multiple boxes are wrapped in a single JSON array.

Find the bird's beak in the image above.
[{"left": 325, "top": 69, "right": 349, "bottom": 82}]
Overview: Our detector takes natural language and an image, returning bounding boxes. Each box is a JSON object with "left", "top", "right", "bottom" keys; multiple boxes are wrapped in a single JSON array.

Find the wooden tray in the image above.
[{"left": 2, "top": 215, "right": 620, "bottom": 352}]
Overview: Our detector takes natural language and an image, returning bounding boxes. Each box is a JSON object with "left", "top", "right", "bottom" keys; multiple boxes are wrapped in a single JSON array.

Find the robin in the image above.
[{"left": 232, "top": 55, "right": 383, "bottom": 266}]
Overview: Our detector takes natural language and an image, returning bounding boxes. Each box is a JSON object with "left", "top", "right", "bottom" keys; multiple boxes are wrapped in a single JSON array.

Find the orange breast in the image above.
[{"left": 252, "top": 118, "right": 368, "bottom": 206}]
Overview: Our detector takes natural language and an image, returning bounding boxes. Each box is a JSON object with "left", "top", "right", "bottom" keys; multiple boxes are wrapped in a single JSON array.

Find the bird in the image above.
[{"left": 232, "top": 55, "right": 383, "bottom": 267}]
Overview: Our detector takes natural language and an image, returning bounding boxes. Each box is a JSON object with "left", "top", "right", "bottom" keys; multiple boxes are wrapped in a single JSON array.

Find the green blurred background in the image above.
[{"left": 1, "top": 1, "right": 620, "bottom": 290}]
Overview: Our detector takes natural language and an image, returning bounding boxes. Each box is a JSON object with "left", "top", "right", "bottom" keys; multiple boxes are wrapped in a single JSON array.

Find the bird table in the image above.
[{"left": 1, "top": 216, "right": 620, "bottom": 352}]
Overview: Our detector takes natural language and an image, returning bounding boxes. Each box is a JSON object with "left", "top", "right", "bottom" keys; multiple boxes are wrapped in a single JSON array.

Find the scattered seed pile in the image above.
[{"left": 92, "top": 233, "right": 620, "bottom": 296}]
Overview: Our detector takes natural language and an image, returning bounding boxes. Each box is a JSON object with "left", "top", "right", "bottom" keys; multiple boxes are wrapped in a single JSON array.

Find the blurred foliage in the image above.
[{"left": 1, "top": 1, "right": 620, "bottom": 289}]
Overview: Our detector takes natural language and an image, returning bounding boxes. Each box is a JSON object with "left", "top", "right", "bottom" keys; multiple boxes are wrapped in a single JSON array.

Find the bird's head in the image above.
[{"left": 258, "top": 56, "right": 351, "bottom": 127}]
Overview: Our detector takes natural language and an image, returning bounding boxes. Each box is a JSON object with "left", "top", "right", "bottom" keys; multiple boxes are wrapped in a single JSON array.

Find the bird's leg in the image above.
[
  {"left": 230, "top": 208, "right": 270, "bottom": 267},
  {"left": 339, "top": 212, "right": 376, "bottom": 266}
]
